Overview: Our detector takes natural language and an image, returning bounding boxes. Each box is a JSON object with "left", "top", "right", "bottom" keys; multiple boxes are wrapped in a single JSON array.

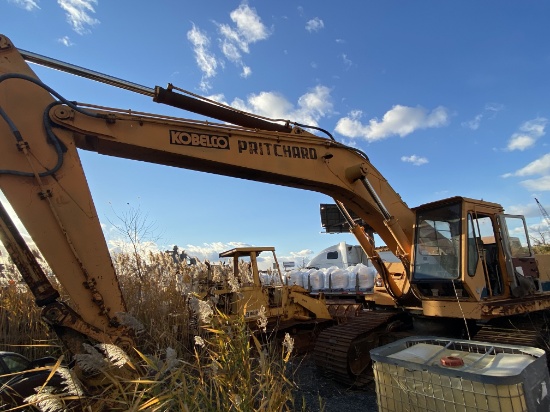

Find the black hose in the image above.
[{"left": 0, "top": 73, "right": 98, "bottom": 177}]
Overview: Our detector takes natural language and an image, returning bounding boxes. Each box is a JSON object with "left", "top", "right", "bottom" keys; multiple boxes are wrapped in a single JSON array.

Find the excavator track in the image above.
[
  {"left": 275, "top": 304, "right": 362, "bottom": 354},
  {"left": 312, "top": 311, "right": 406, "bottom": 386},
  {"left": 474, "top": 325, "right": 543, "bottom": 348},
  {"left": 474, "top": 311, "right": 550, "bottom": 355}
]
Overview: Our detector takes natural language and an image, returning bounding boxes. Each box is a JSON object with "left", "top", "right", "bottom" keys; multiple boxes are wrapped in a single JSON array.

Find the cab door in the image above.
[{"left": 497, "top": 214, "right": 539, "bottom": 284}]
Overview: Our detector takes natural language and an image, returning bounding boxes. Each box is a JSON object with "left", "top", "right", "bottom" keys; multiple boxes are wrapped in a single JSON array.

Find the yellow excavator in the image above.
[{"left": 1, "top": 33, "right": 550, "bottom": 388}]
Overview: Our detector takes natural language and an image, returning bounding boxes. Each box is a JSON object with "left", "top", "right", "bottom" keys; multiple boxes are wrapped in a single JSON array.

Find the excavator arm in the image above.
[{"left": 0, "top": 34, "right": 415, "bottom": 352}]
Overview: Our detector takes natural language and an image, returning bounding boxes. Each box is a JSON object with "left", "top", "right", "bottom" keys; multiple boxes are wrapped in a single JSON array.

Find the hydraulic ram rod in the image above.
[
  {"left": 19, "top": 48, "right": 292, "bottom": 132},
  {"left": 19, "top": 48, "right": 155, "bottom": 96}
]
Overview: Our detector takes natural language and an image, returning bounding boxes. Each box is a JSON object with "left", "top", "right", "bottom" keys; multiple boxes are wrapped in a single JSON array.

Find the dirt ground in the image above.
[{"left": 289, "top": 354, "right": 379, "bottom": 412}]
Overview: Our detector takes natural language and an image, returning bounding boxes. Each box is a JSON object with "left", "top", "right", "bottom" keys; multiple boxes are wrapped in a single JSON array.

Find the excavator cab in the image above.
[{"left": 411, "top": 197, "right": 545, "bottom": 310}]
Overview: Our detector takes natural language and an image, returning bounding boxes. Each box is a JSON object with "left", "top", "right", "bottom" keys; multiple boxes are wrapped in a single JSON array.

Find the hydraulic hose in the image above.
[{"left": 0, "top": 73, "right": 100, "bottom": 177}]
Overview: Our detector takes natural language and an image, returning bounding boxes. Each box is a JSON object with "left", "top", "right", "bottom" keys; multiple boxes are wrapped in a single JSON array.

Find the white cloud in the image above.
[
  {"left": 502, "top": 153, "right": 550, "bottom": 178},
  {"left": 341, "top": 54, "right": 352, "bottom": 69},
  {"left": 241, "top": 65, "right": 252, "bottom": 78},
  {"left": 530, "top": 221, "right": 550, "bottom": 235},
  {"left": 108, "top": 238, "right": 161, "bottom": 256},
  {"left": 217, "top": 3, "right": 270, "bottom": 77},
  {"left": 220, "top": 39, "right": 242, "bottom": 62},
  {"left": 58, "top": 36, "right": 74, "bottom": 47},
  {"left": 57, "top": 0, "right": 99, "bottom": 35},
  {"left": 340, "top": 138, "right": 358, "bottom": 148},
  {"left": 184, "top": 241, "right": 248, "bottom": 262},
  {"left": 204, "top": 93, "right": 226, "bottom": 103},
  {"left": 401, "top": 155, "right": 428, "bottom": 166},
  {"left": 461, "top": 103, "right": 504, "bottom": 130},
  {"left": 180, "top": 241, "right": 279, "bottom": 271},
  {"left": 305, "top": 17, "right": 324, "bottom": 33},
  {"left": 506, "top": 202, "right": 540, "bottom": 218},
  {"left": 106, "top": 237, "right": 323, "bottom": 271},
  {"left": 108, "top": 237, "right": 281, "bottom": 269},
  {"left": 507, "top": 135, "right": 536, "bottom": 151},
  {"left": 295, "top": 85, "right": 333, "bottom": 124},
  {"left": 187, "top": 24, "right": 219, "bottom": 91},
  {"left": 505, "top": 117, "right": 547, "bottom": 151},
  {"left": 502, "top": 153, "right": 550, "bottom": 192},
  {"left": 485, "top": 103, "right": 505, "bottom": 115},
  {"left": 230, "top": 3, "right": 270, "bottom": 43},
  {"left": 335, "top": 105, "right": 449, "bottom": 141},
  {"left": 232, "top": 92, "right": 293, "bottom": 119},
  {"left": 231, "top": 85, "right": 333, "bottom": 127},
  {"left": 9, "top": 0, "right": 40, "bottom": 11},
  {"left": 284, "top": 249, "right": 314, "bottom": 267},
  {"left": 520, "top": 176, "right": 550, "bottom": 191},
  {"left": 206, "top": 86, "right": 333, "bottom": 127},
  {"left": 186, "top": 3, "right": 270, "bottom": 87},
  {"left": 462, "top": 114, "right": 483, "bottom": 131},
  {"left": 107, "top": 239, "right": 285, "bottom": 271},
  {"left": 290, "top": 249, "right": 314, "bottom": 258}
]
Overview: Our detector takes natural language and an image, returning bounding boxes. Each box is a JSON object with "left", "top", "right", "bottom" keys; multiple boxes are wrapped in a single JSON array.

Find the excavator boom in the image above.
[{"left": 12, "top": 40, "right": 416, "bottom": 261}]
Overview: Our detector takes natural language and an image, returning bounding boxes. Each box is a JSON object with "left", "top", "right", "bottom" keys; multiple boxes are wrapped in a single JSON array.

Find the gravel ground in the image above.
[{"left": 288, "top": 354, "right": 379, "bottom": 412}]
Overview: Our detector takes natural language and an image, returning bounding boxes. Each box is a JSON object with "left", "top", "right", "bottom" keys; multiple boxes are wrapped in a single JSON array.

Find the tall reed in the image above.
[
  {"left": 1, "top": 250, "right": 303, "bottom": 411},
  {"left": 0, "top": 260, "right": 61, "bottom": 360}
]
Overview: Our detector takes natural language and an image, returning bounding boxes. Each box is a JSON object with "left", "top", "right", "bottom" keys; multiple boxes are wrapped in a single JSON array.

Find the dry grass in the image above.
[
  {"left": 0, "top": 250, "right": 301, "bottom": 411},
  {"left": 113, "top": 250, "right": 200, "bottom": 353},
  {"left": 66, "top": 311, "right": 296, "bottom": 411},
  {"left": 0, "top": 260, "right": 62, "bottom": 360}
]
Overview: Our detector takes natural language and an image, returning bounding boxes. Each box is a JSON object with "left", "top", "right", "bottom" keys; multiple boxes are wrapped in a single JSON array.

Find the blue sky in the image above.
[{"left": 2, "top": 1, "right": 550, "bottom": 268}]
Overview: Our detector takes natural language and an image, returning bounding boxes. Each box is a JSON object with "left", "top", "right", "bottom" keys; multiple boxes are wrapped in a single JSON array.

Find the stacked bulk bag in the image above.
[
  {"left": 287, "top": 269, "right": 304, "bottom": 287},
  {"left": 308, "top": 269, "right": 325, "bottom": 290},
  {"left": 356, "top": 264, "right": 376, "bottom": 290},
  {"left": 344, "top": 263, "right": 377, "bottom": 291},
  {"left": 330, "top": 268, "right": 349, "bottom": 290}
]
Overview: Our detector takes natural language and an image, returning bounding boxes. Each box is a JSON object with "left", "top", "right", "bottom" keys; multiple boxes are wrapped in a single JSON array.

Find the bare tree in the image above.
[{"left": 108, "top": 204, "right": 163, "bottom": 306}]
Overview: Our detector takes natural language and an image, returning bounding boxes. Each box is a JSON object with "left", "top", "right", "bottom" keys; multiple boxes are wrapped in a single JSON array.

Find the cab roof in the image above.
[
  {"left": 219, "top": 246, "right": 275, "bottom": 258},
  {"left": 413, "top": 196, "right": 504, "bottom": 213}
]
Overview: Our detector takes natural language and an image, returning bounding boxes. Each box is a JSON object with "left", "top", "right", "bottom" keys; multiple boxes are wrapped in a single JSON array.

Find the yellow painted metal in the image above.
[{"left": 0, "top": 35, "right": 127, "bottom": 343}]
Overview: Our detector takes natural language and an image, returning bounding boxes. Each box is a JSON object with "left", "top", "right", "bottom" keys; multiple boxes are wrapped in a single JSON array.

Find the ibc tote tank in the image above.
[{"left": 370, "top": 337, "right": 550, "bottom": 412}]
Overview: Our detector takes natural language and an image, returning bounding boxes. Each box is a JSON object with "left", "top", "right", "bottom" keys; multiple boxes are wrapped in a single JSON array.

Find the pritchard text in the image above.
[{"left": 238, "top": 140, "right": 317, "bottom": 160}]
